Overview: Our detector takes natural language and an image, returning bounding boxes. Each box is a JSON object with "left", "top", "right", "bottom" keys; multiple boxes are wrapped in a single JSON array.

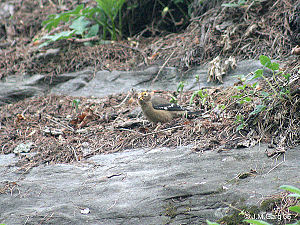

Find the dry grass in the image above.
[
  {"left": 1, "top": 82, "right": 298, "bottom": 171},
  {"left": 0, "top": 0, "right": 298, "bottom": 78}
]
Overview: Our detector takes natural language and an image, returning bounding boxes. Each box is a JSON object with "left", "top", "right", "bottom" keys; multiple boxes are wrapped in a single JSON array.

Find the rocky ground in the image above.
[{"left": 0, "top": 0, "right": 299, "bottom": 224}]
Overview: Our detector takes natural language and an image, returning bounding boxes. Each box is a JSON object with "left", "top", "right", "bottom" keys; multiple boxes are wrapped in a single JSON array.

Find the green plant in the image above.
[
  {"left": 72, "top": 99, "right": 80, "bottom": 113},
  {"left": 231, "top": 55, "right": 292, "bottom": 130},
  {"left": 189, "top": 89, "right": 208, "bottom": 106},
  {"left": 176, "top": 81, "right": 185, "bottom": 102},
  {"left": 169, "top": 81, "right": 185, "bottom": 104},
  {"left": 169, "top": 96, "right": 177, "bottom": 104},
  {"left": 243, "top": 185, "right": 300, "bottom": 225},
  {"left": 177, "top": 81, "right": 185, "bottom": 94},
  {"left": 222, "top": 0, "right": 247, "bottom": 8},
  {"left": 235, "top": 114, "right": 245, "bottom": 131},
  {"left": 40, "top": 0, "right": 126, "bottom": 47},
  {"left": 206, "top": 220, "right": 219, "bottom": 225},
  {"left": 280, "top": 185, "right": 300, "bottom": 214},
  {"left": 251, "top": 55, "right": 291, "bottom": 100},
  {"left": 95, "top": 0, "right": 126, "bottom": 40}
]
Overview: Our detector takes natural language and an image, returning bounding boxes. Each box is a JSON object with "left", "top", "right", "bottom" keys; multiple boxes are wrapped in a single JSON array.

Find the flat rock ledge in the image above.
[{"left": 0, "top": 144, "right": 299, "bottom": 224}]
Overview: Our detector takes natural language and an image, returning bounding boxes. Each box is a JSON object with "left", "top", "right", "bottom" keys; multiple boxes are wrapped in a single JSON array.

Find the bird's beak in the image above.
[
  {"left": 138, "top": 92, "right": 148, "bottom": 101},
  {"left": 138, "top": 92, "right": 144, "bottom": 101}
]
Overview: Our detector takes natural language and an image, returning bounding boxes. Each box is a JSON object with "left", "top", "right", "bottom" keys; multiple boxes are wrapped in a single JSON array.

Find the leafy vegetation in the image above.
[
  {"left": 232, "top": 55, "right": 292, "bottom": 131},
  {"left": 38, "top": 0, "right": 194, "bottom": 48},
  {"left": 72, "top": 99, "right": 80, "bottom": 113},
  {"left": 190, "top": 89, "right": 208, "bottom": 106},
  {"left": 222, "top": 0, "right": 247, "bottom": 8},
  {"left": 174, "top": 55, "right": 298, "bottom": 224},
  {"left": 170, "top": 81, "right": 186, "bottom": 104},
  {"left": 40, "top": 0, "right": 126, "bottom": 47}
]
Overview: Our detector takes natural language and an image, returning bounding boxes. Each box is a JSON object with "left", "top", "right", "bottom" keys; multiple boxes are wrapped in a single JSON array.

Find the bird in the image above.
[{"left": 137, "top": 91, "right": 199, "bottom": 123}]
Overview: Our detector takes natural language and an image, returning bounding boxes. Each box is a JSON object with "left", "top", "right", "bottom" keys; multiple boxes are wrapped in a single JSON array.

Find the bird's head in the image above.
[{"left": 138, "top": 91, "right": 151, "bottom": 102}]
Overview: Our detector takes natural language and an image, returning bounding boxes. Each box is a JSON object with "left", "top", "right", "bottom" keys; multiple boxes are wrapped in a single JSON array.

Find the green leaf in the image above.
[
  {"left": 39, "top": 30, "right": 75, "bottom": 48},
  {"left": 280, "top": 90, "right": 290, "bottom": 97},
  {"left": 86, "top": 24, "right": 99, "bottom": 37},
  {"left": 236, "top": 123, "right": 244, "bottom": 131},
  {"left": 250, "top": 105, "right": 266, "bottom": 116},
  {"left": 280, "top": 185, "right": 300, "bottom": 195},
  {"left": 70, "top": 17, "right": 90, "bottom": 35},
  {"left": 42, "top": 31, "right": 75, "bottom": 41},
  {"left": 162, "top": 7, "right": 169, "bottom": 17},
  {"left": 81, "top": 7, "right": 98, "bottom": 18},
  {"left": 189, "top": 92, "right": 197, "bottom": 105},
  {"left": 268, "top": 62, "right": 279, "bottom": 71},
  {"left": 95, "top": 0, "right": 113, "bottom": 19},
  {"left": 243, "top": 219, "right": 272, "bottom": 225},
  {"left": 206, "top": 220, "right": 220, "bottom": 225},
  {"left": 236, "top": 84, "right": 247, "bottom": 90},
  {"left": 236, "top": 114, "right": 243, "bottom": 122},
  {"left": 197, "top": 89, "right": 208, "bottom": 99},
  {"left": 222, "top": 3, "right": 240, "bottom": 7},
  {"left": 288, "top": 205, "right": 300, "bottom": 214},
  {"left": 218, "top": 104, "right": 226, "bottom": 110},
  {"left": 177, "top": 81, "right": 185, "bottom": 93},
  {"left": 170, "top": 96, "right": 177, "bottom": 104},
  {"left": 42, "top": 4, "right": 84, "bottom": 31},
  {"left": 252, "top": 82, "right": 258, "bottom": 88},
  {"left": 95, "top": 0, "right": 125, "bottom": 20},
  {"left": 250, "top": 69, "right": 263, "bottom": 80},
  {"left": 260, "top": 91, "right": 270, "bottom": 97},
  {"left": 243, "top": 97, "right": 252, "bottom": 102},
  {"left": 259, "top": 55, "right": 271, "bottom": 67},
  {"left": 282, "top": 73, "right": 291, "bottom": 81}
]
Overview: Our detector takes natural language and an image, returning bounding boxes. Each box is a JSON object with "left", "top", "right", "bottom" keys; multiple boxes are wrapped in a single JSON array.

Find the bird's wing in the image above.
[{"left": 153, "top": 103, "right": 187, "bottom": 111}]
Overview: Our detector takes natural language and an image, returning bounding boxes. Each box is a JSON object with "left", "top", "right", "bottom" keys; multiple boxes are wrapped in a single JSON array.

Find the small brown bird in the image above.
[{"left": 137, "top": 91, "right": 199, "bottom": 123}]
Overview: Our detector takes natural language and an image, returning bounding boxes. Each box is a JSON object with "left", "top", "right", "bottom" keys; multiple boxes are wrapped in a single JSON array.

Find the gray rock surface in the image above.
[
  {"left": 1, "top": 144, "right": 299, "bottom": 224},
  {"left": 1, "top": 60, "right": 298, "bottom": 224},
  {"left": 0, "top": 2, "right": 14, "bottom": 20},
  {"left": 0, "top": 60, "right": 264, "bottom": 105}
]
